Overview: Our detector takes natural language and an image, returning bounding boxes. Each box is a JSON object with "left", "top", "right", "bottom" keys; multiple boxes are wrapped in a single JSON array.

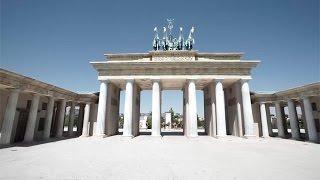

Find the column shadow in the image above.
[{"left": 0, "top": 134, "right": 79, "bottom": 149}]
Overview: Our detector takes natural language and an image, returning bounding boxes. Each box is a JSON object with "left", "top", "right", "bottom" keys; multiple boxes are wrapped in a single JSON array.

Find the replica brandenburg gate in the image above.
[{"left": 90, "top": 20, "right": 259, "bottom": 138}]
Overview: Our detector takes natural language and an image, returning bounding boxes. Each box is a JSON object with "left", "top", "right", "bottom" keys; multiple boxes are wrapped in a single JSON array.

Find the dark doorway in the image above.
[{"left": 14, "top": 110, "right": 29, "bottom": 142}]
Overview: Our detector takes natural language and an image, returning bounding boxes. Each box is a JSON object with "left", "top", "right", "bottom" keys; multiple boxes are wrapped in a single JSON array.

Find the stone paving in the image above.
[{"left": 0, "top": 135, "right": 319, "bottom": 180}]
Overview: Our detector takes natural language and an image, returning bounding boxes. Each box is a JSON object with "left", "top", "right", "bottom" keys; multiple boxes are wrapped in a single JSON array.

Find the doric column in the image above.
[
  {"left": 299, "top": 102, "right": 309, "bottom": 137},
  {"left": 287, "top": 99, "right": 300, "bottom": 140},
  {"left": 0, "top": 89, "right": 20, "bottom": 144},
  {"left": 209, "top": 83, "right": 217, "bottom": 137},
  {"left": 265, "top": 104, "right": 273, "bottom": 136},
  {"left": 132, "top": 86, "right": 140, "bottom": 137},
  {"left": 43, "top": 96, "right": 55, "bottom": 140},
  {"left": 105, "top": 83, "right": 121, "bottom": 136},
  {"left": 235, "top": 82, "right": 243, "bottom": 137},
  {"left": 95, "top": 80, "right": 108, "bottom": 137},
  {"left": 259, "top": 102, "right": 269, "bottom": 137},
  {"left": 241, "top": 80, "right": 255, "bottom": 137},
  {"left": 188, "top": 79, "right": 198, "bottom": 137},
  {"left": 68, "top": 101, "right": 75, "bottom": 136},
  {"left": 203, "top": 87, "right": 210, "bottom": 135},
  {"left": 24, "top": 94, "right": 40, "bottom": 142},
  {"left": 275, "top": 101, "right": 286, "bottom": 138},
  {"left": 215, "top": 79, "right": 226, "bottom": 137},
  {"left": 56, "top": 99, "right": 67, "bottom": 138},
  {"left": 123, "top": 79, "right": 134, "bottom": 137},
  {"left": 302, "top": 97, "right": 318, "bottom": 142},
  {"left": 152, "top": 80, "right": 161, "bottom": 136},
  {"left": 183, "top": 86, "right": 189, "bottom": 136},
  {"left": 81, "top": 102, "right": 91, "bottom": 137}
]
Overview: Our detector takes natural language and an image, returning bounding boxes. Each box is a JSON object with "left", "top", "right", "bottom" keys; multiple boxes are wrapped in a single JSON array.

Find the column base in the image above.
[
  {"left": 216, "top": 134, "right": 227, "bottom": 138},
  {"left": 151, "top": 134, "right": 162, "bottom": 137},
  {"left": 80, "top": 135, "right": 90, "bottom": 138},
  {"left": 120, "top": 135, "right": 134, "bottom": 141},
  {"left": 278, "top": 135, "right": 288, "bottom": 139},
  {"left": 308, "top": 138, "right": 319, "bottom": 144},
  {"left": 121, "top": 135, "right": 134, "bottom": 139},
  {"left": 187, "top": 135, "right": 198, "bottom": 139},
  {"left": 93, "top": 134, "right": 107, "bottom": 138},
  {"left": 22, "top": 140, "right": 34, "bottom": 144},
  {"left": 291, "top": 137, "right": 303, "bottom": 141},
  {"left": 244, "top": 134, "right": 257, "bottom": 139}
]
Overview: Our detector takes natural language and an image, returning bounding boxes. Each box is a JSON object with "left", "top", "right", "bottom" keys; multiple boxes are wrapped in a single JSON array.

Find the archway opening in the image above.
[
  {"left": 196, "top": 90, "right": 205, "bottom": 136},
  {"left": 161, "top": 90, "right": 183, "bottom": 136},
  {"left": 139, "top": 90, "right": 152, "bottom": 135}
]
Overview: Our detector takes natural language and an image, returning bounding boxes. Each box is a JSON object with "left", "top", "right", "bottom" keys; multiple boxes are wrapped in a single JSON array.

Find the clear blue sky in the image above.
[{"left": 1, "top": 0, "right": 319, "bottom": 116}]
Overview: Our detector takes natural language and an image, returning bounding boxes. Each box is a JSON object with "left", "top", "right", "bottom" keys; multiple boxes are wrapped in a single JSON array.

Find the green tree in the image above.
[
  {"left": 118, "top": 116, "right": 124, "bottom": 128},
  {"left": 197, "top": 115, "right": 205, "bottom": 128},
  {"left": 146, "top": 112, "right": 152, "bottom": 129}
]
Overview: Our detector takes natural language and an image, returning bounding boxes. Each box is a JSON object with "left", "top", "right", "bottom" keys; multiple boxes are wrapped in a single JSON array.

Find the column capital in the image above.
[
  {"left": 259, "top": 101, "right": 267, "bottom": 105},
  {"left": 187, "top": 78, "right": 197, "bottom": 83},
  {"left": 150, "top": 78, "right": 161, "bottom": 82},
  {"left": 240, "top": 78, "right": 251, "bottom": 84},
  {"left": 83, "top": 101, "right": 91, "bottom": 105},
  {"left": 300, "top": 96, "right": 310, "bottom": 100},
  {"left": 60, "top": 99, "right": 67, "bottom": 103},
  {"left": 47, "top": 95, "right": 55, "bottom": 100},
  {"left": 286, "top": 98, "right": 296, "bottom": 103},
  {"left": 99, "top": 79, "right": 109, "bottom": 83},
  {"left": 31, "top": 93, "right": 41, "bottom": 98},
  {"left": 7, "top": 88, "right": 21, "bottom": 93},
  {"left": 274, "top": 100, "right": 283, "bottom": 104},
  {"left": 214, "top": 78, "right": 224, "bottom": 83},
  {"left": 124, "top": 78, "right": 135, "bottom": 83},
  {"left": 46, "top": 90, "right": 54, "bottom": 96}
]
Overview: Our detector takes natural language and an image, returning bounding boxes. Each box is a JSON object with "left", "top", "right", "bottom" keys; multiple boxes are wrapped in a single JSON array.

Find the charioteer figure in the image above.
[{"left": 152, "top": 19, "right": 195, "bottom": 51}]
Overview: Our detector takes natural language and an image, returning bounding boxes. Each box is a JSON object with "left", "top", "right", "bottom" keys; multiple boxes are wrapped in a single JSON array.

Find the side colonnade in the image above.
[
  {"left": 252, "top": 82, "right": 320, "bottom": 143},
  {"left": 0, "top": 68, "right": 98, "bottom": 145},
  {"left": 0, "top": 88, "right": 97, "bottom": 144}
]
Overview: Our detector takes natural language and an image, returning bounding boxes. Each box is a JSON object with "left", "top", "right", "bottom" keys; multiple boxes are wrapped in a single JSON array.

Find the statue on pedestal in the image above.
[
  {"left": 185, "top": 27, "right": 195, "bottom": 50},
  {"left": 152, "top": 19, "right": 195, "bottom": 51},
  {"left": 152, "top": 27, "right": 160, "bottom": 51},
  {"left": 177, "top": 27, "right": 184, "bottom": 50}
]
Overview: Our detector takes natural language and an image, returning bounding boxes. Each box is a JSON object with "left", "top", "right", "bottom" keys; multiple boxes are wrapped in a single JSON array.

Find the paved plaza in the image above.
[{"left": 0, "top": 135, "right": 319, "bottom": 180}]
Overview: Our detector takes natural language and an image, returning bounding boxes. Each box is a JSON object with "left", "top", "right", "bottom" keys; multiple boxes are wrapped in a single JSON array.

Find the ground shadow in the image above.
[
  {"left": 161, "top": 131, "right": 184, "bottom": 136},
  {"left": 139, "top": 131, "right": 151, "bottom": 135},
  {"left": 0, "top": 133, "right": 79, "bottom": 149}
]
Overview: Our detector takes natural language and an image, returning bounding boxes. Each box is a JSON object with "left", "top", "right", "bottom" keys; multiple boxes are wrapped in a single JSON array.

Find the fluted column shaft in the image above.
[
  {"left": 24, "top": 94, "right": 40, "bottom": 142},
  {"left": 241, "top": 80, "right": 255, "bottom": 137},
  {"left": 81, "top": 102, "right": 91, "bottom": 137},
  {"left": 68, "top": 101, "right": 75, "bottom": 136},
  {"left": 287, "top": 99, "right": 300, "bottom": 140},
  {"left": 188, "top": 80, "right": 198, "bottom": 137},
  {"left": 95, "top": 80, "right": 108, "bottom": 136},
  {"left": 215, "top": 80, "right": 226, "bottom": 137},
  {"left": 43, "top": 96, "right": 55, "bottom": 139},
  {"left": 152, "top": 80, "right": 161, "bottom": 136},
  {"left": 260, "top": 102, "right": 270, "bottom": 137},
  {"left": 275, "top": 102, "right": 286, "bottom": 138},
  {"left": 302, "top": 97, "right": 318, "bottom": 142},
  {"left": 123, "top": 80, "right": 134, "bottom": 137},
  {"left": 0, "top": 89, "right": 20, "bottom": 144}
]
